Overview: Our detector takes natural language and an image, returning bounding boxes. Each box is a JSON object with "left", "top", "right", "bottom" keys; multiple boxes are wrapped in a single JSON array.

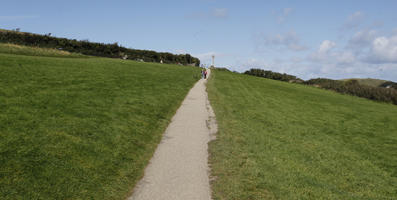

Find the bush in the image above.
[
  {"left": 380, "top": 81, "right": 397, "bottom": 90},
  {"left": 305, "top": 78, "right": 397, "bottom": 105},
  {"left": 244, "top": 68, "right": 303, "bottom": 83}
]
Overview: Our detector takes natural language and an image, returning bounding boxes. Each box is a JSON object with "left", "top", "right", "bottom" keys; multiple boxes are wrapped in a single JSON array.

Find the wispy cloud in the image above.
[
  {"left": 276, "top": 8, "right": 293, "bottom": 24},
  {"left": 318, "top": 40, "right": 336, "bottom": 54},
  {"left": 0, "top": 15, "right": 39, "bottom": 20},
  {"left": 185, "top": 8, "right": 228, "bottom": 20},
  {"left": 341, "top": 11, "right": 364, "bottom": 30},
  {"left": 347, "top": 29, "right": 377, "bottom": 49},
  {"left": 212, "top": 8, "right": 228, "bottom": 18},
  {"left": 254, "top": 30, "right": 307, "bottom": 52}
]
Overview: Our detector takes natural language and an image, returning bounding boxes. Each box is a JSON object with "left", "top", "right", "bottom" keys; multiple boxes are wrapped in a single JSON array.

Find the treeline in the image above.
[
  {"left": 0, "top": 29, "right": 200, "bottom": 66},
  {"left": 380, "top": 81, "right": 397, "bottom": 90},
  {"left": 243, "top": 68, "right": 397, "bottom": 105},
  {"left": 304, "top": 79, "right": 397, "bottom": 105},
  {"left": 244, "top": 68, "right": 303, "bottom": 83}
]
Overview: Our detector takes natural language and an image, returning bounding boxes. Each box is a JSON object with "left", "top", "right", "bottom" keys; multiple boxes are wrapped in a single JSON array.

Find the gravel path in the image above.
[{"left": 128, "top": 69, "right": 216, "bottom": 200}]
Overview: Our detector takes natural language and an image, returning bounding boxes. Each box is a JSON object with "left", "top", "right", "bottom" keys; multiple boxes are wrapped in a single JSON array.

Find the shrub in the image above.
[
  {"left": 305, "top": 78, "right": 397, "bottom": 105},
  {"left": 380, "top": 81, "right": 397, "bottom": 90},
  {"left": 244, "top": 68, "right": 303, "bottom": 83}
]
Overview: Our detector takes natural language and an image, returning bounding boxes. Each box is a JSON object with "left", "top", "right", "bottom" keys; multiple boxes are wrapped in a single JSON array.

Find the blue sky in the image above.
[{"left": 1, "top": 0, "right": 397, "bottom": 81}]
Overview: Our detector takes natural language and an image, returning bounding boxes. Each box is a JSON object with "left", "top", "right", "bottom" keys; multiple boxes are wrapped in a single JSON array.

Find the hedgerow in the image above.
[
  {"left": 243, "top": 68, "right": 397, "bottom": 105},
  {"left": 0, "top": 29, "right": 200, "bottom": 66}
]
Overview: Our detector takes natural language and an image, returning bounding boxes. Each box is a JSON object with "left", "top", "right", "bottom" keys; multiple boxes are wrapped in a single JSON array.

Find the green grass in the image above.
[
  {"left": 0, "top": 52, "right": 200, "bottom": 199},
  {"left": 207, "top": 70, "right": 397, "bottom": 199},
  {"left": 0, "top": 43, "right": 87, "bottom": 58}
]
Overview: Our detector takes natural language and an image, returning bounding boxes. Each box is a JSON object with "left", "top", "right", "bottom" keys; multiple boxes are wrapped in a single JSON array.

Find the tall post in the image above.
[{"left": 211, "top": 55, "right": 215, "bottom": 68}]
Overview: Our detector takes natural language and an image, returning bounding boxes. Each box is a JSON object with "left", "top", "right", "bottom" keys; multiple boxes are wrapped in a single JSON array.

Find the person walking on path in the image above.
[{"left": 204, "top": 69, "right": 207, "bottom": 79}]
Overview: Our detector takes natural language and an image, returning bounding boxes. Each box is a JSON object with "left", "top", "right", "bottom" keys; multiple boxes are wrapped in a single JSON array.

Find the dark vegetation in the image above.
[
  {"left": 342, "top": 78, "right": 387, "bottom": 88},
  {"left": 243, "top": 68, "right": 397, "bottom": 105},
  {"left": 0, "top": 29, "right": 200, "bottom": 66},
  {"left": 304, "top": 78, "right": 397, "bottom": 105},
  {"left": 380, "top": 81, "right": 397, "bottom": 89},
  {"left": 244, "top": 68, "right": 303, "bottom": 83}
]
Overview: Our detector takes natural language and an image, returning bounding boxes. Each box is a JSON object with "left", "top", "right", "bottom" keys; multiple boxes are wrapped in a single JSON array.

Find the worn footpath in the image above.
[{"left": 129, "top": 69, "right": 217, "bottom": 200}]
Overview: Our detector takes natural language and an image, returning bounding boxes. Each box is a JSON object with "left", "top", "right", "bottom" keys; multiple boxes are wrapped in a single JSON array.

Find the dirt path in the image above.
[{"left": 128, "top": 69, "right": 216, "bottom": 200}]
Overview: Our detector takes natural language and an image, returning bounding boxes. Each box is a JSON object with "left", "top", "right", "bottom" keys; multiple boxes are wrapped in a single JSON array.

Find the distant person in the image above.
[
  {"left": 201, "top": 69, "right": 205, "bottom": 79},
  {"left": 204, "top": 69, "right": 207, "bottom": 79}
]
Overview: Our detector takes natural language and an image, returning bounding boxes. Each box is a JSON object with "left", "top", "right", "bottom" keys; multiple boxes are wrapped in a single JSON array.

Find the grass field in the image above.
[
  {"left": 207, "top": 70, "right": 397, "bottom": 199},
  {"left": 0, "top": 48, "right": 200, "bottom": 199}
]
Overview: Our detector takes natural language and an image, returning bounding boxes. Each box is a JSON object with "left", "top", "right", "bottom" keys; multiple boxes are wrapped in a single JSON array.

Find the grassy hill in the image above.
[
  {"left": 0, "top": 45, "right": 200, "bottom": 199},
  {"left": 0, "top": 29, "right": 200, "bottom": 65},
  {"left": 208, "top": 70, "right": 397, "bottom": 199},
  {"left": 0, "top": 43, "right": 88, "bottom": 58}
]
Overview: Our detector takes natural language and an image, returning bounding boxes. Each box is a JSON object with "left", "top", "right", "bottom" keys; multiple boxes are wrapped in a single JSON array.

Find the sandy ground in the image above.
[{"left": 128, "top": 69, "right": 217, "bottom": 200}]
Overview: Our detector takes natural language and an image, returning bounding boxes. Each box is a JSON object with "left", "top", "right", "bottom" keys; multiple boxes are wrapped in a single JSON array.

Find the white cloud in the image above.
[
  {"left": 309, "top": 40, "right": 337, "bottom": 62},
  {"left": 254, "top": 31, "right": 307, "bottom": 52},
  {"left": 367, "top": 34, "right": 397, "bottom": 63},
  {"left": 318, "top": 40, "right": 336, "bottom": 53},
  {"left": 303, "top": 30, "right": 397, "bottom": 81}
]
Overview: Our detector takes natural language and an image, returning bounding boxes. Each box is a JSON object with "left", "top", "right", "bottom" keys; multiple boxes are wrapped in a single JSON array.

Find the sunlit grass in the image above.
[
  {"left": 0, "top": 43, "right": 87, "bottom": 58},
  {"left": 208, "top": 69, "right": 397, "bottom": 199},
  {"left": 0, "top": 52, "right": 200, "bottom": 199}
]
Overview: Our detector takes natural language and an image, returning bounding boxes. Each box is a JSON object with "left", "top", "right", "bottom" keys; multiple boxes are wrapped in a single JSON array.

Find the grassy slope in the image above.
[
  {"left": 208, "top": 70, "right": 397, "bottom": 199},
  {"left": 0, "top": 51, "right": 200, "bottom": 199},
  {"left": 0, "top": 43, "right": 87, "bottom": 58}
]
